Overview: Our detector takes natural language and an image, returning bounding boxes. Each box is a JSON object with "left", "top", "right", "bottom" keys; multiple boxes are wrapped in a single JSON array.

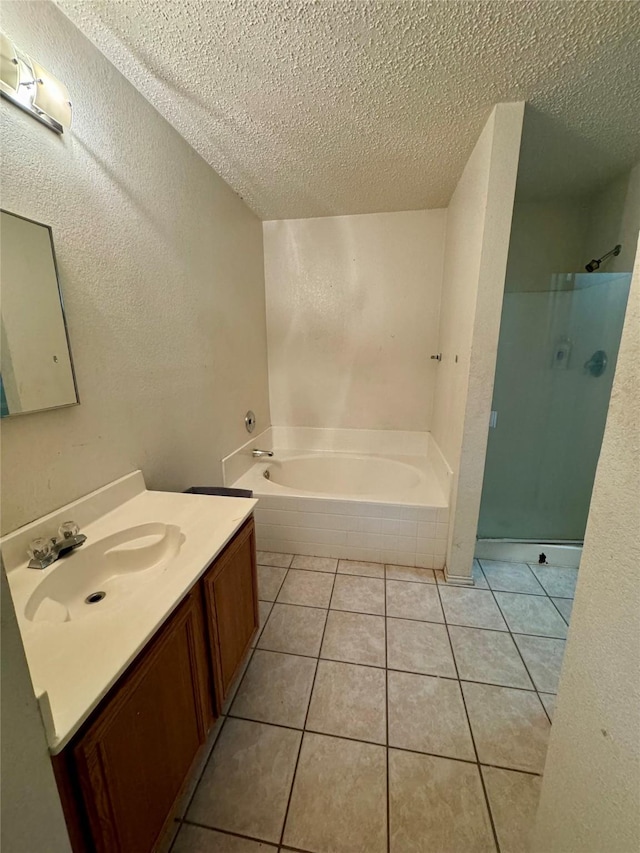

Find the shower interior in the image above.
[
  {"left": 477, "top": 141, "right": 637, "bottom": 567},
  {"left": 477, "top": 271, "right": 632, "bottom": 564}
]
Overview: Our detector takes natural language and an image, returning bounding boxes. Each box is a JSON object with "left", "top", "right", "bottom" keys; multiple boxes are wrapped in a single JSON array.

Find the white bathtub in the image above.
[{"left": 225, "top": 428, "right": 452, "bottom": 569}]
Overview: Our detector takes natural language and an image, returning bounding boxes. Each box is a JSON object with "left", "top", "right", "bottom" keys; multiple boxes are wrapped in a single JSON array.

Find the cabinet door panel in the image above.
[
  {"left": 204, "top": 518, "right": 258, "bottom": 704},
  {"left": 73, "top": 591, "right": 210, "bottom": 853}
]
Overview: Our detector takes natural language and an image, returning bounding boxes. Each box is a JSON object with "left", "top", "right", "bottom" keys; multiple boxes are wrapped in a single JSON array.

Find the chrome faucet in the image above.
[
  {"left": 27, "top": 521, "right": 87, "bottom": 569},
  {"left": 252, "top": 449, "right": 274, "bottom": 458}
]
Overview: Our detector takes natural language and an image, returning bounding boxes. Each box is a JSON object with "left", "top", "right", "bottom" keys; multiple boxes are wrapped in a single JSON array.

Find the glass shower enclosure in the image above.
[{"left": 478, "top": 271, "right": 632, "bottom": 542}]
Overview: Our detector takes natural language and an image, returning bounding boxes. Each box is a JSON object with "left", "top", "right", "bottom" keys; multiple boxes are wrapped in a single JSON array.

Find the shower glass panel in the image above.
[{"left": 478, "top": 272, "right": 631, "bottom": 541}]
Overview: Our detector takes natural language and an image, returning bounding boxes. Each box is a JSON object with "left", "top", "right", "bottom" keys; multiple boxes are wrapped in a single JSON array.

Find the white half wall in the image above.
[
  {"left": 532, "top": 247, "right": 640, "bottom": 852},
  {"left": 431, "top": 102, "right": 524, "bottom": 580},
  {"left": 263, "top": 209, "right": 446, "bottom": 431},
  {"left": 0, "top": 1, "right": 270, "bottom": 535}
]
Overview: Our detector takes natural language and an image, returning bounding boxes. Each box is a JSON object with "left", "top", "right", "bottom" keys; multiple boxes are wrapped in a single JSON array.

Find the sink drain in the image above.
[{"left": 85, "top": 591, "right": 106, "bottom": 605}]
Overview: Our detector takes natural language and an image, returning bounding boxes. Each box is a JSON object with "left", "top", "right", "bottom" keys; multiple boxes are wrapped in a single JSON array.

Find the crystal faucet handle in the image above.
[
  {"left": 28, "top": 537, "right": 53, "bottom": 561},
  {"left": 58, "top": 521, "right": 80, "bottom": 539}
]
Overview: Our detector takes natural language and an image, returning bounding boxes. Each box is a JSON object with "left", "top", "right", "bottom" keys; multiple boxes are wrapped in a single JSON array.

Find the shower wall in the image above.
[{"left": 478, "top": 163, "right": 639, "bottom": 542}]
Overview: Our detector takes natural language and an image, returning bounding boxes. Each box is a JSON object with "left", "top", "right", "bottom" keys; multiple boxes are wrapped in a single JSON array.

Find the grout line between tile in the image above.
[
  {"left": 548, "top": 595, "right": 571, "bottom": 626},
  {"left": 181, "top": 819, "right": 312, "bottom": 852},
  {"left": 276, "top": 566, "right": 336, "bottom": 849},
  {"left": 482, "top": 569, "right": 556, "bottom": 725},
  {"left": 434, "top": 567, "right": 502, "bottom": 853},
  {"left": 239, "top": 642, "right": 556, "bottom": 696},
  {"left": 176, "top": 606, "right": 272, "bottom": 842},
  {"left": 259, "top": 596, "right": 567, "bottom": 640}
]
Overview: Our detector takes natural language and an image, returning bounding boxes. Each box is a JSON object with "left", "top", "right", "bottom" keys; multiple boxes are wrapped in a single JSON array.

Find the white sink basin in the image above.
[{"left": 25, "top": 523, "right": 184, "bottom": 624}]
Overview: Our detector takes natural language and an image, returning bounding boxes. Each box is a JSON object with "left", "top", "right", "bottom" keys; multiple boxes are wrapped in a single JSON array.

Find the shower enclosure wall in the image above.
[
  {"left": 478, "top": 271, "right": 632, "bottom": 543},
  {"left": 477, "top": 151, "right": 638, "bottom": 564}
]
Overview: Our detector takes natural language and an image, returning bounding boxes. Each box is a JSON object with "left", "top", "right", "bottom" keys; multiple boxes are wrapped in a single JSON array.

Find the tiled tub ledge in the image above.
[
  {"left": 253, "top": 497, "right": 449, "bottom": 570},
  {"left": 224, "top": 428, "right": 452, "bottom": 569}
]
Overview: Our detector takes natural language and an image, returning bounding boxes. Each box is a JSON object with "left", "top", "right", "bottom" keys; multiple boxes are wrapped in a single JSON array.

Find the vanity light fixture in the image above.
[{"left": 0, "top": 32, "right": 72, "bottom": 133}]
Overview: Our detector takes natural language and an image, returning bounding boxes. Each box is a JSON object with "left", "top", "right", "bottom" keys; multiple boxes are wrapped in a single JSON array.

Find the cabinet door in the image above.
[
  {"left": 204, "top": 517, "right": 258, "bottom": 706},
  {"left": 73, "top": 589, "right": 212, "bottom": 853}
]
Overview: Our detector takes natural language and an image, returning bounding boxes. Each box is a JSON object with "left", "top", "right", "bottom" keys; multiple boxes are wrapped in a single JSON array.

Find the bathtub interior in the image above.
[
  {"left": 265, "top": 453, "right": 423, "bottom": 496},
  {"left": 224, "top": 428, "right": 453, "bottom": 569}
]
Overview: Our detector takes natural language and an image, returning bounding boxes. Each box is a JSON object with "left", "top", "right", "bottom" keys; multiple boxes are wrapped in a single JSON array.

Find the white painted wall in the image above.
[
  {"left": 0, "top": 1, "right": 270, "bottom": 535},
  {"left": 263, "top": 210, "right": 446, "bottom": 431},
  {"left": 1, "top": 563, "right": 71, "bottom": 852},
  {"left": 431, "top": 103, "right": 524, "bottom": 580},
  {"left": 533, "top": 244, "right": 640, "bottom": 853}
]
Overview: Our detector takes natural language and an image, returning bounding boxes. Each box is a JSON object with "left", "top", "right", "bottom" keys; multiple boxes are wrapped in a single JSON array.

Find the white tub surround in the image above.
[
  {"left": 1, "top": 472, "right": 257, "bottom": 753},
  {"left": 226, "top": 428, "right": 451, "bottom": 569},
  {"left": 263, "top": 210, "right": 446, "bottom": 432}
]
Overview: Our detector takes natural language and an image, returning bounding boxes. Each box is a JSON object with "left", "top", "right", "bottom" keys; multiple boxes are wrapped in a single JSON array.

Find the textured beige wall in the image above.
[
  {"left": 504, "top": 200, "right": 589, "bottom": 293},
  {"left": 432, "top": 103, "right": 524, "bottom": 579},
  {"left": 533, "top": 247, "right": 640, "bottom": 852},
  {"left": 0, "top": 2, "right": 270, "bottom": 535},
  {"left": 263, "top": 210, "right": 446, "bottom": 431},
  {"left": 585, "top": 163, "right": 640, "bottom": 274}
]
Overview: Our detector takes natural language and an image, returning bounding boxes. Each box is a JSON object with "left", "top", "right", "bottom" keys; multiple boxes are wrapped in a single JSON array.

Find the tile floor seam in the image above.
[
  {"left": 483, "top": 576, "right": 555, "bottom": 726},
  {"left": 177, "top": 647, "right": 259, "bottom": 836},
  {"left": 477, "top": 559, "right": 546, "bottom": 596},
  {"left": 255, "top": 630, "right": 559, "bottom": 696},
  {"left": 184, "top": 717, "right": 548, "bottom": 779},
  {"left": 177, "top": 631, "right": 268, "bottom": 843},
  {"left": 277, "top": 566, "right": 337, "bottom": 850},
  {"left": 261, "top": 594, "right": 567, "bottom": 638},
  {"left": 548, "top": 595, "right": 571, "bottom": 626},
  {"left": 231, "top": 644, "right": 557, "bottom": 696},
  {"left": 384, "top": 564, "right": 391, "bottom": 853},
  {"left": 181, "top": 819, "right": 314, "bottom": 852},
  {"left": 222, "top": 714, "right": 524, "bottom": 764},
  {"left": 433, "top": 567, "right": 502, "bottom": 853}
]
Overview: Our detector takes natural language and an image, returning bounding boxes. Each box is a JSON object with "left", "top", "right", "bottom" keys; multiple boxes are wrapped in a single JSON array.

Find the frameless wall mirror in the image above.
[{"left": 0, "top": 210, "right": 79, "bottom": 417}]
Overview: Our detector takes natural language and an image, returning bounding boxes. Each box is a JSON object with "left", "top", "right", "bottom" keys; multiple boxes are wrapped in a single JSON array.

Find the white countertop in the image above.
[{"left": 2, "top": 472, "right": 257, "bottom": 753}]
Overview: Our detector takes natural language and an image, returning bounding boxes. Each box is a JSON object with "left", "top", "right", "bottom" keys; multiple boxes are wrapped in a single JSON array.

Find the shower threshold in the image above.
[{"left": 475, "top": 539, "right": 582, "bottom": 569}]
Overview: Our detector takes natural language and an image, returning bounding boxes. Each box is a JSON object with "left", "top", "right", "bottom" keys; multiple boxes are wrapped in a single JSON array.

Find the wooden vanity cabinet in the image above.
[
  {"left": 52, "top": 516, "right": 257, "bottom": 853},
  {"left": 70, "top": 585, "right": 212, "bottom": 852},
  {"left": 202, "top": 516, "right": 259, "bottom": 709}
]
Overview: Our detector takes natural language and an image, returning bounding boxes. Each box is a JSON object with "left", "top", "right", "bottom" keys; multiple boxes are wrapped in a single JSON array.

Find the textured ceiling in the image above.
[{"left": 60, "top": 0, "right": 640, "bottom": 219}]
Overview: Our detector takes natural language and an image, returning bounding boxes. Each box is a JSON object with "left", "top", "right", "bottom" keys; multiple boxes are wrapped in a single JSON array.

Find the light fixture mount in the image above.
[{"left": 0, "top": 32, "right": 72, "bottom": 134}]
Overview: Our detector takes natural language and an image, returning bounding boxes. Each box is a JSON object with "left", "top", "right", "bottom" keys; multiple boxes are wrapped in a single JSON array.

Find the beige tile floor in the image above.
[{"left": 172, "top": 555, "right": 576, "bottom": 853}]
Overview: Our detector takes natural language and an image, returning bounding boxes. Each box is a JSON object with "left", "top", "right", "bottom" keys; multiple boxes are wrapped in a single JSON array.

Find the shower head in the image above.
[{"left": 585, "top": 244, "right": 622, "bottom": 272}]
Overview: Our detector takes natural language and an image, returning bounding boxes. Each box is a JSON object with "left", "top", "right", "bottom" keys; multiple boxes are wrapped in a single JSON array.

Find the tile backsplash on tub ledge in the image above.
[{"left": 253, "top": 496, "right": 449, "bottom": 570}]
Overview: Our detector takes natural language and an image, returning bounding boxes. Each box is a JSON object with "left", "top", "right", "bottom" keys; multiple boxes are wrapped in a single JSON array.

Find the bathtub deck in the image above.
[{"left": 233, "top": 451, "right": 449, "bottom": 569}]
